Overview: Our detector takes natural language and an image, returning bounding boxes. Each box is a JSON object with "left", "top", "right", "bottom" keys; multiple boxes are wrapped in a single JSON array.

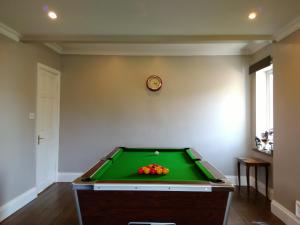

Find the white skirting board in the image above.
[
  {"left": 271, "top": 200, "right": 300, "bottom": 225},
  {"left": 0, "top": 187, "right": 37, "bottom": 222}
]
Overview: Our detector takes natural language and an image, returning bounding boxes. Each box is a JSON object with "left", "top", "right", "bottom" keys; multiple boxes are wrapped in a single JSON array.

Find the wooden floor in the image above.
[{"left": 0, "top": 183, "right": 285, "bottom": 225}]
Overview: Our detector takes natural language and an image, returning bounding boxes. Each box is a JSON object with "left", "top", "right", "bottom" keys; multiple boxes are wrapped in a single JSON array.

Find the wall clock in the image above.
[{"left": 146, "top": 75, "right": 162, "bottom": 91}]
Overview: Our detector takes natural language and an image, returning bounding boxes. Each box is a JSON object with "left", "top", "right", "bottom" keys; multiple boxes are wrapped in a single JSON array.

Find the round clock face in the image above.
[{"left": 146, "top": 75, "right": 162, "bottom": 91}]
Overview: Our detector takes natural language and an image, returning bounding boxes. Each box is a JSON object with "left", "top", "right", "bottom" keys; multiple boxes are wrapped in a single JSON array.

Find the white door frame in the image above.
[{"left": 35, "top": 63, "right": 61, "bottom": 193}]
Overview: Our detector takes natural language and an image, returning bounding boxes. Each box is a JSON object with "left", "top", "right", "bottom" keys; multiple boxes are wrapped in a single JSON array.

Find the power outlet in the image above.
[{"left": 296, "top": 200, "right": 300, "bottom": 218}]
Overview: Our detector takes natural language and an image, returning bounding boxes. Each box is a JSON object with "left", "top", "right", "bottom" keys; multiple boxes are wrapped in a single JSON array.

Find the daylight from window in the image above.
[{"left": 255, "top": 65, "right": 273, "bottom": 154}]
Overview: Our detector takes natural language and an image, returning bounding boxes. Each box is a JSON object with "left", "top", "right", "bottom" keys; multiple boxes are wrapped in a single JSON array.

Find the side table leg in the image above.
[
  {"left": 255, "top": 165, "right": 258, "bottom": 192},
  {"left": 238, "top": 161, "right": 241, "bottom": 190},
  {"left": 246, "top": 165, "right": 250, "bottom": 194},
  {"left": 265, "top": 165, "right": 269, "bottom": 199}
]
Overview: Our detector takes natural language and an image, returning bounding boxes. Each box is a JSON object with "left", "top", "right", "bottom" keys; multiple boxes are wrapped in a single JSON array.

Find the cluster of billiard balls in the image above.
[{"left": 138, "top": 164, "right": 169, "bottom": 175}]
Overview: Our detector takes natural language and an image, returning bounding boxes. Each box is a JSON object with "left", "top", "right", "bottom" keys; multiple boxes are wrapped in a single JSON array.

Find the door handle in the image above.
[{"left": 37, "top": 135, "right": 45, "bottom": 145}]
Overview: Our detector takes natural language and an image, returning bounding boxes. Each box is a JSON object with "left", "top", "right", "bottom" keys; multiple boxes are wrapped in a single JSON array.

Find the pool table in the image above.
[{"left": 73, "top": 147, "right": 234, "bottom": 225}]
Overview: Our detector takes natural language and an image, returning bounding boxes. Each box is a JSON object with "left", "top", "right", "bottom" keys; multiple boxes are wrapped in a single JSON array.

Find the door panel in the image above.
[{"left": 36, "top": 64, "right": 60, "bottom": 193}]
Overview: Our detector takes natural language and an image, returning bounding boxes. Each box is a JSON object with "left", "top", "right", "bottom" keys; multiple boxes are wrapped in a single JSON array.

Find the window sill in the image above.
[{"left": 252, "top": 148, "right": 273, "bottom": 157}]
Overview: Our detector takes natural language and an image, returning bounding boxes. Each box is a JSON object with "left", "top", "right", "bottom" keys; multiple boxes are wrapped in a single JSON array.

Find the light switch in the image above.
[{"left": 29, "top": 113, "right": 35, "bottom": 120}]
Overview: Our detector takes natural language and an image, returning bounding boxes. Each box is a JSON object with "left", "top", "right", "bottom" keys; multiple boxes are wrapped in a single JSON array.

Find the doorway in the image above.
[{"left": 36, "top": 63, "right": 60, "bottom": 193}]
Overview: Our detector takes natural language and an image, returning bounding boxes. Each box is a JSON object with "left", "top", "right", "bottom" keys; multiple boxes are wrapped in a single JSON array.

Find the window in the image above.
[{"left": 255, "top": 65, "right": 273, "bottom": 154}]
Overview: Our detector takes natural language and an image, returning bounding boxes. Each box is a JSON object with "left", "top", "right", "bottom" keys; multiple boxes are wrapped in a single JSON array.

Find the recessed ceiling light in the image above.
[
  {"left": 48, "top": 11, "right": 57, "bottom": 20},
  {"left": 248, "top": 12, "right": 257, "bottom": 20}
]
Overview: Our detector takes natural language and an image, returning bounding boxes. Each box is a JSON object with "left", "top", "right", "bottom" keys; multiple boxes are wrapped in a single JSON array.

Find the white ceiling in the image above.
[
  {"left": 0, "top": 0, "right": 299, "bottom": 36},
  {"left": 0, "top": 0, "right": 299, "bottom": 55}
]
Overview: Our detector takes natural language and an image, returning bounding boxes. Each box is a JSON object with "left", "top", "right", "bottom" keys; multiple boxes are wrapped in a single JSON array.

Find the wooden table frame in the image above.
[{"left": 237, "top": 157, "right": 271, "bottom": 199}]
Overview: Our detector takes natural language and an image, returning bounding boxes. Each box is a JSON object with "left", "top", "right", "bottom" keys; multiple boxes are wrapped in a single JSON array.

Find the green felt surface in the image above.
[{"left": 90, "top": 148, "right": 215, "bottom": 182}]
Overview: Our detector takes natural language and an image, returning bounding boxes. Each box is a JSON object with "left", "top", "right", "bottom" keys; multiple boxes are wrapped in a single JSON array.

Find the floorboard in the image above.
[{"left": 0, "top": 183, "right": 285, "bottom": 225}]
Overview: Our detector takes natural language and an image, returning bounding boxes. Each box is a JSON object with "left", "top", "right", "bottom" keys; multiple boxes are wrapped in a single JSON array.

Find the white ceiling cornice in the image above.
[
  {"left": 61, "top": 43, "right": 247, "bottom": 56},
  {"left": 21, "top": 35, "right": 272, "bottom": 43},
  {"left": 44, "top": 43, "right": 63, "bottom": 54},
  {"left": 57, "top": 42, "right": 270, "bottom": 56},
  {"left": 0, "top": 22, "right": 21, "bottom": 42},
  {"left": 245, "top": 41, "right": 272, "bottom": 55},
  {"left": 24, "top": 34, "right": 272, "bottom": 56},
  {"left": 273, "top": 16, "right": 300, "bottom": 42}
]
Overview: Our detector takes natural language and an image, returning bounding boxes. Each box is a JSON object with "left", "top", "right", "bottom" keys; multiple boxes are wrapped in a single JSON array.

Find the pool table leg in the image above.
[
  {"left": 223, "top": 192, "right": 233, "bottom": 225},
  {"left": 74, "top": 190, "right": 83, "bottom": 225}
]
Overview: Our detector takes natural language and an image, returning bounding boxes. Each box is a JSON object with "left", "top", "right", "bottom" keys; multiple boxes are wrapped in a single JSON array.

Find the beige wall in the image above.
[
  {"left": 59, "top": 55, "right": 250, "bottom": 175},
  {"left": 0, "top": 35, "right": 60, "bottom": 206},
  {"left": 273, "top": 30, "right": 300, "bottom": 212},
  {"left": 250, "top": 31, "right": 300, "bottom": 213}
]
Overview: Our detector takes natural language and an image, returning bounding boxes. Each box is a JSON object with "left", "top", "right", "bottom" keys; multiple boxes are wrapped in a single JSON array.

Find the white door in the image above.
[{"left": 36, "top": 63, "right": 60, "bottom": 193}]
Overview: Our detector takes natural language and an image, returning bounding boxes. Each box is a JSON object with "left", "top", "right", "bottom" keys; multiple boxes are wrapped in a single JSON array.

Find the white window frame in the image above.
[
  {"left": 265, "top": 69, "right": 273, "bottom": 131},
  {"left": 255, "top": 64, "right": 273, "bottom": 153}
]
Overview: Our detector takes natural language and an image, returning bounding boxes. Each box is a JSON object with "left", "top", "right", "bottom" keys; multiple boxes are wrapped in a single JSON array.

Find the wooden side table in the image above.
[{"left": 237, "top": 157, "right": 271, "bottom": 198}]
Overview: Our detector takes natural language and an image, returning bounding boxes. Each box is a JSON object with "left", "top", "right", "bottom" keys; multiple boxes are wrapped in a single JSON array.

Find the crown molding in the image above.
[
  {"left": 59, "top": 43, "right": 260, "bottom": 56},
  {"left": 39, "top": 41, "right": 271, "bottom": 56},
  {"left": 0, "top": 22, "right": 21, "bottom": 42},
  {"left": 273, "top": 16, "right": 300, "bottom": 42},
  {"left": 244, "top": 41, "right": 272, "bottom": 55},
  {"left": 44, "top": 43, "right": 63, "bottom": 54},
  {"left": 21, "top": 35, "right": 273, "bottom": 43}
]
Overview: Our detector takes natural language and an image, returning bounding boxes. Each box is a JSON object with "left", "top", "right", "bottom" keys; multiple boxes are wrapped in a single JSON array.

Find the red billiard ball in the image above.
[
  {"left": 138, "top": 168, "right": 144, "bottom": 174},
  {"left": 150, "top": 168, "right": 156, "bottom": 174}
]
